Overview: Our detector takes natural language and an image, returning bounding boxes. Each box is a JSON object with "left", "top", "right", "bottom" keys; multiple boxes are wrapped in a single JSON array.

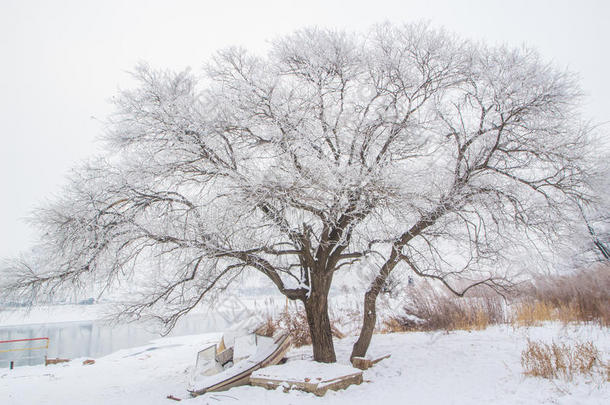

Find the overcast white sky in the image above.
[{"left": 0, "top": 0, "right": 608, "bottom": 260}]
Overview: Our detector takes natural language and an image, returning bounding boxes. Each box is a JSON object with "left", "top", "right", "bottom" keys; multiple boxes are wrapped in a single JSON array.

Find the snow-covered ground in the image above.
[{"left": 1, "top": 323, "right": 607, "bottom": 405}]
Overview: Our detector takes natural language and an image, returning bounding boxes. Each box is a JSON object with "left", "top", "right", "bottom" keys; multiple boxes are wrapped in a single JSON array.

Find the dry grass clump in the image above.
[
  {"left": 383, "top": 284, "right": 507, "bottom": 332},
  {"left": 521, "top": 339, "right": 606, "bottom": 381},
  {"left": 513, "top": 265, "right": 610, "bottom": 327},
  {"left": 512, "top": 300, "right": 555, "bottom": 327},
  {"left": 255, "top": 307, "right": 344, "bottom": 347},
  {"left": 382, "top": 316, "right": 412, "bottom": 334},
  {"left": 253, "top": 315, "right": 277, "bottom": 338}
]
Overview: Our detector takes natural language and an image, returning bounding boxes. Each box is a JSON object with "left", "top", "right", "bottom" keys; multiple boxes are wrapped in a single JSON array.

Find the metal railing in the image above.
[{"left": 0, "top": 337, "right": 49, "bottom": 369}]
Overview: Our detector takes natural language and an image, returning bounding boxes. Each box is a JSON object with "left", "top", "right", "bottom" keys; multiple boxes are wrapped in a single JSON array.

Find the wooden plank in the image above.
[
  {"left": 215, "top": 347, "right": 233, "bottom": 366},
  {"left": 351, "top": 353, "right": 391, "bottom": 370},
  {"left": 45, "top": 357, "right": 70, "bottom": 366},
  {"left": 250, "top": 371, "right": 363, "bottom": 396}
]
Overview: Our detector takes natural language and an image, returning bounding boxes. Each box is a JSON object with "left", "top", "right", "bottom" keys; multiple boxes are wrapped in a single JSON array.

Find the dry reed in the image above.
[{"left": 521, "top": 339, "right": 604, "bottom": 381}]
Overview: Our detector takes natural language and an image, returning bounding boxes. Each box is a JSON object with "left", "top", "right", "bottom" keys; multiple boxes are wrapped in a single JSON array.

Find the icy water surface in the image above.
[{"left": 0, "top": 313, "right": 230, "bottom": 368}]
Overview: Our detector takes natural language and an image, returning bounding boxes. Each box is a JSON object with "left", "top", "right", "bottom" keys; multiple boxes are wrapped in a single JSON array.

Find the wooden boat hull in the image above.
[{"left": 189, "top": 334, "right": 291, "bottom": 397}]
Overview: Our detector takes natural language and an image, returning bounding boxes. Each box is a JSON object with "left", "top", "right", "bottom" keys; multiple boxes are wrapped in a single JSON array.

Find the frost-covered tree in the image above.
[
  {"left": 573, "top": 168, "right": 610, "bottom": 263},
  {"left": 0, "top": 24, "right": 595, "bottom": 362}
]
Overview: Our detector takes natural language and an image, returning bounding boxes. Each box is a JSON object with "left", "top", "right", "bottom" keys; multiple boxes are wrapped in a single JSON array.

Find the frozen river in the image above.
[{"left": 0, "top": 312, "right": 231, "bottom": 368}]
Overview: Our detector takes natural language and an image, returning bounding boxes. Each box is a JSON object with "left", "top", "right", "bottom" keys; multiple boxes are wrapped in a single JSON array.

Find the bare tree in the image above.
[
  {"left": 0, "top": 23, "right": 594, "bottom": 363},
  {"left": 571, "top": 164, "right": 610, "bottom": 263}
]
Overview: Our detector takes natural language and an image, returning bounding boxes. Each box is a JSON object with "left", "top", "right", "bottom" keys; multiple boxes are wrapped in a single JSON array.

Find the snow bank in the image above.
[{"left": 1, "top": 324, "right": 608, "bottom": 404}]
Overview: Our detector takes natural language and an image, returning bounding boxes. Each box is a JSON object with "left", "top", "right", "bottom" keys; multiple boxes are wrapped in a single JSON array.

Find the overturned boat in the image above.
[{"left": 188, "top": 333, "right": 291, "bottom": 397}]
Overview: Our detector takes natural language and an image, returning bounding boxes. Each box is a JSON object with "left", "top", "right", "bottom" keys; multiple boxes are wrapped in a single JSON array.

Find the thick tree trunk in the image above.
[
  {"left": 304, "top": 274, "right": 336, "bottom": 363},
  {"left": 350, "top": 288, "right": 379, "bottom": 360},
  {"left": 351, "top": 255, "right": 398, "bottom": 360}
]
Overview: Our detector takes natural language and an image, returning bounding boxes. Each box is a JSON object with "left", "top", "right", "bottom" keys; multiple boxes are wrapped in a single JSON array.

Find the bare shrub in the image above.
[
  {"left": 277, "top": 308, "right": 312, "bottom": 347},
  {"left": 521, "top": 340, "right": 604, "bottom": 381},
  {"left": 333, "top": 307, "right": 362, "bottom": 336},
  {"left": 253, "top": 315, "right": 277, "bottom": 338},
  {"left": 384, "top": 283, "right": 507, "bottom": 332},
  {"left": 513, "top": 264, "right": 610, "bottom": 327}
]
